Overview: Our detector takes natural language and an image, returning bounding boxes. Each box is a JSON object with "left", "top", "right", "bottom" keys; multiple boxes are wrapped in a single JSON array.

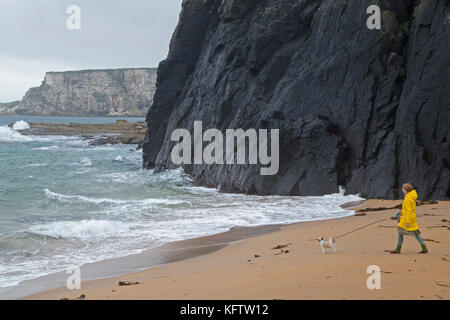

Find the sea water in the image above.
[{"left": 0, "top": 115, "right": 364, "bottom": 293}]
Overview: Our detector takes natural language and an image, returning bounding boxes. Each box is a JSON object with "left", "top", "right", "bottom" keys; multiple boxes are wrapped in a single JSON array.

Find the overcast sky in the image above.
[{"left": 0, "top": 0, "right": 183, "bottom": 102}]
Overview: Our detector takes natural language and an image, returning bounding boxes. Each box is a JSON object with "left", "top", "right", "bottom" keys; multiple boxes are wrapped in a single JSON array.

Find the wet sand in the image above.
[
  {"left": 1, "top": 225, "right": 281, "bottom": 299},
  {"left": 22, "top": 200, "right": 450, "bottom": 300}
]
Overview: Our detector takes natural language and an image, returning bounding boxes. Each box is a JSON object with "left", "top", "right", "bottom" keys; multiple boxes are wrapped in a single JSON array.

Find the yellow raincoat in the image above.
[{"left": 398, "top": 189, "right": 419, "bottom": 231}]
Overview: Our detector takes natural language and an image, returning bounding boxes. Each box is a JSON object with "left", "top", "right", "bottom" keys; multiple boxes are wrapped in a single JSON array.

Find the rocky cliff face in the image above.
[
  {"left": 143, "top": 0, "right": 449, "bottom": 200},
  {"left": 7, "top": 68, "right": 157, "bottom": 116},
  {"left": 0, "top": 101, "right": 20, "bottom": 114}
]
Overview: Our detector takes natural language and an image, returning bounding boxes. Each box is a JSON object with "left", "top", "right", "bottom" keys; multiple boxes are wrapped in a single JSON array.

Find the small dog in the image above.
[{"left": 317, "top": 237, "right": 337, "bottom": 254}]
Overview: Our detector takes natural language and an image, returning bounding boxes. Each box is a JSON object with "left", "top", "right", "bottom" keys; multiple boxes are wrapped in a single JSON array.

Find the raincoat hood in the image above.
[{"left": 405, "top": 189, "right": 418, "bottom": 201}]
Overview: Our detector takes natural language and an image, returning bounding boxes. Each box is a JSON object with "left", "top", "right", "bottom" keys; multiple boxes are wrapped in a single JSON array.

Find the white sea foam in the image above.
[
  {"left": 32, "top": 145, "right": 60, "bottom": 151},
  {"left": 1, "top": 163, "right": 365, "bottom": 294},
  {"left": 43, "top": 188, "right": 189, "bottom": 206},
  {"left": 0, "top": 126, "right": 32, "bottom": 142},
  {"left": 0, "top": 125, "right": 79, "bottom": 143},
  {"left": 12, "top": 120, "right": 30, "bottom": 131},
  {"left": 26, "top": 163, "right": 48, "bottom": 167},
  {"left": 34, "top": 135, "right": 78, "bottom": 142},
  {"left": 93, "top": 146, "right": 116, "bottom": 150},
  {"left": 34, "top": 146, "right": 87, "bottom": 152},
  {"left": 80, "top": 157, "right": 92, "bottom": 167},
  {"left": 114, "top": 155, "right": 124, "bottom": 162},
  {"left": 64, "top": 139, "right": 88, "bottom": 147},
  {"left": 28, "top": 219, "right": 136, "bottom": 240}
]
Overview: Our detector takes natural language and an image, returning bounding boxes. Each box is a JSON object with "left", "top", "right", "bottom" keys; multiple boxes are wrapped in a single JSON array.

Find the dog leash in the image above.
[{"left": 333, "top": 218, "right": 389, "bottom": 240}]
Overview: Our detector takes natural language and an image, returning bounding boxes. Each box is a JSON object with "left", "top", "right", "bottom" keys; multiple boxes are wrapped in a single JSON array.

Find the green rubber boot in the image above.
[
  {"left": 390, "top": 245, "right": 401, "bottom": 254},
  {"left": 419, "top": 244, "right": 429, "bottom": 254}
]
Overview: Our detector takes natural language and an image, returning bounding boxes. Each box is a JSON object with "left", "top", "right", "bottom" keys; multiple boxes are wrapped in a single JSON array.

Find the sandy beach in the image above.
[{"left": 24, "top": 199, "right": 450, "bottom": 300}]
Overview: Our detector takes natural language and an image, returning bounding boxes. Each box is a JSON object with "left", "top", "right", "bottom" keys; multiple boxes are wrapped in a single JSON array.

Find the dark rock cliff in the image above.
[{"left": 143, "top": 0, "right": 449, "bottom": 200}]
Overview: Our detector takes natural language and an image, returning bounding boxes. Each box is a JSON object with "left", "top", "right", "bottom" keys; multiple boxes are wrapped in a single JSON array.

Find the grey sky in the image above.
[{"left": 0, "top": 0, "right": 183, "bottom": 102}]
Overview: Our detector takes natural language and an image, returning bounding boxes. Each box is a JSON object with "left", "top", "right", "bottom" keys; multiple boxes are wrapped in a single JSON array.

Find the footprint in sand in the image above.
[
  {"left": 423, "top": 238, "right": 440, "bottom": 243},
  {"left": 436, "top": 281, "right": 450, "bottom": 288},
  {"left": 275, "top": 249, "right": 290, "bottom": 255},
  {"left": 118, "top": 281, "right": 139, "bottom": 286},
  {"left": 272, "top": 243, "right": 292, "bottom": 255},
  {"left": 272, "top": 243, "right": 292, "bottom": 250}
]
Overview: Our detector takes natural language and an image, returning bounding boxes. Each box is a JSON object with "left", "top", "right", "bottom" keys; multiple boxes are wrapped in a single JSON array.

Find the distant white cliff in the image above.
[{"left": 1, "top": 68, "right": 157, "bottom": 117}]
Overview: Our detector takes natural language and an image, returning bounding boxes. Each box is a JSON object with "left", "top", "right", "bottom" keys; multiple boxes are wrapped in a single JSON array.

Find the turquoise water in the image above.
[{"left": 0, "top": 116, "right": 363, "bottom": 295}]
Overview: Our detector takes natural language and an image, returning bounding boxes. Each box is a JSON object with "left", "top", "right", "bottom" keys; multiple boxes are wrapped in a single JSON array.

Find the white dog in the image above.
[{"left": 317, "top": 237, "right": 336, "bottom": 254}]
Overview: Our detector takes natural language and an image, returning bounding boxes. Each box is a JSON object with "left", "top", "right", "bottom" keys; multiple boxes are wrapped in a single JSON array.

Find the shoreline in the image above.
[
  {"left": 1, "top": 201, "right": 361, "bottom": 300},
  {"left": 1, "top": 224, "right": 283, "bottom": 300},
  {"left": 22, "top": 199, "right": 450, "bottom": 300},
  {"left": 1, "top": 115, "right": 368, "bottom": 300}
]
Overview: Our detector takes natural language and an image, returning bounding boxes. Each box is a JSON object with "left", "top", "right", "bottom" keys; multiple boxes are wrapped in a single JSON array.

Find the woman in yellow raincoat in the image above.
[{"left": 390, "top": 183, "right": 428, "bottom": 254}]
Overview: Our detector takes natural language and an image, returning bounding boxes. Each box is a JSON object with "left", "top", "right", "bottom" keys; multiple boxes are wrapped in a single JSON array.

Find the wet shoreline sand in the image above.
[
  {"left": 21, "top": 199, "right": 450, "bottom": 300},
  {"left": 3, "top": 224, "right": 282, "bottom": 299}
]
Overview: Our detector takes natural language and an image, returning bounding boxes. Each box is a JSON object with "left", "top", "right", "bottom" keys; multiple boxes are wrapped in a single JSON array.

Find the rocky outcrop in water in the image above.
[
  {"left": 4, "top": 68, "right": 157, "bottom": 117},
  {"left": 21, "top": 120, "right": 147, "bottom": 147},
  {"left": 143, "top": 0, "right": 449, "bottom": 200}
]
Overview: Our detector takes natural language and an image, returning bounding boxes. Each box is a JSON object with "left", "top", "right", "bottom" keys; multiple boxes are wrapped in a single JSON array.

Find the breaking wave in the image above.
[
  {"left": 28, "top": 219, "right": 136, "bottom": 240},
  {"left": 12, "top": 121, "right": 30, "bottom": 131},
  {"left": 43, "top": 188, "right": 189, "bottom": 206},
  {"left": 0, "top": 126, "right": 32, "bottom": 142}
]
